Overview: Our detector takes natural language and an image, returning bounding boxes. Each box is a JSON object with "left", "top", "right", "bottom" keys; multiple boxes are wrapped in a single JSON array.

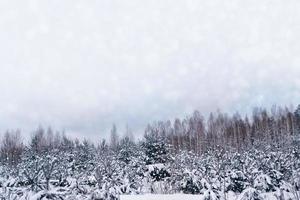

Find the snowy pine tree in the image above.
[{"left": 294, "top": 105, "right": 300, "bottom": 135}]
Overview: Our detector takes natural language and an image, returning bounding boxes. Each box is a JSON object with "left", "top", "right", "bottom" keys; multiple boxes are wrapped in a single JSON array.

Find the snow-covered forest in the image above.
[{"left": 1, "top": 105, "right": 300, "bottom": 200}]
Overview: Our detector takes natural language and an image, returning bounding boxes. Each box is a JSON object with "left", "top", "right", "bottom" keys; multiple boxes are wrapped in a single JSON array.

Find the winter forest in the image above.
[{"left": 0, "top": 105, "right": 300, "bottom": 200}]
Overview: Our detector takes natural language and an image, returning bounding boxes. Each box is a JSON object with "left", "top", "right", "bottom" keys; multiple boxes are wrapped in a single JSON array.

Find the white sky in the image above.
[{"left": 1, "top": 0, "right": 300, "bottom": 140}]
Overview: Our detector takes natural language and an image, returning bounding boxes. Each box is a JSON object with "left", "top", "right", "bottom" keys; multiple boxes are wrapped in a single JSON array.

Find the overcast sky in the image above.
[{"left": 1, "top": 0, "right": 300, "bottom": 140}]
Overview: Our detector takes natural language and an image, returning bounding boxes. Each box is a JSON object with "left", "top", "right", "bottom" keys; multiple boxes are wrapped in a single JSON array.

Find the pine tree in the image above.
[
  {"left": 118, "top": 136, "right": 136, "bottom": 164},
  {"left": 110, "top": 124, "right": 119, "bottom": 151},
  {"left": 294, "top": 105, "right": 300, "bottom": 135},
  {"left": 142, "top": 125, "right": 170, "bottom": 165}
]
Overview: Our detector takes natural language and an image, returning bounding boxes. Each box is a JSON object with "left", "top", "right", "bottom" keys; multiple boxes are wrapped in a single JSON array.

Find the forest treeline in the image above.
[
  {"left": 0, "top": 105, "right": 300, "bottom": 199},
  {"left": 1, "top": 105, "right": 300, "bottom": 168},
  {"left": 153, "top": 105, "right": 300, "bottom": 154}
]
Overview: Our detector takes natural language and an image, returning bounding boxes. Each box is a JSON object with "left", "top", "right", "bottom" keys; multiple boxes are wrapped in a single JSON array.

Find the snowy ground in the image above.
[
  {"left": 121, "top": 194, "right": 203, "bottom": 200},
  {"left": 120, "top": 192, "right": 296, "bottom": 200}
]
